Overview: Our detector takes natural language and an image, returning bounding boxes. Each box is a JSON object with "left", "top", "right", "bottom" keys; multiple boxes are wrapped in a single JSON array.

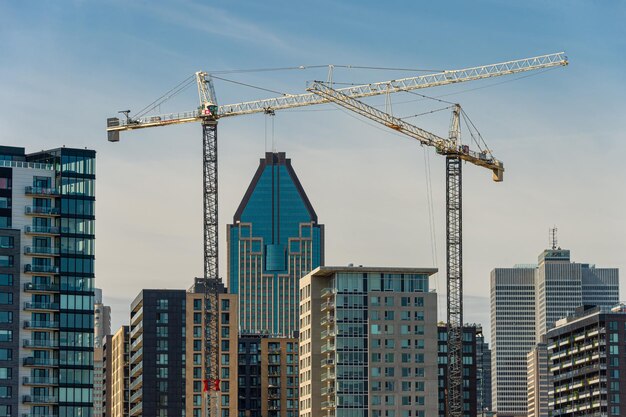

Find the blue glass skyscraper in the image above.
[{"left": 227, "top": 152, "right": 324, "bottom": 337}]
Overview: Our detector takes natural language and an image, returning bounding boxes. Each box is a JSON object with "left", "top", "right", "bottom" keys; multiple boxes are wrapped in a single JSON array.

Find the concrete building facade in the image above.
[
  {"left": 299, "top": 266, "right": 438, "bottom": 417},
  {"left": 105, "top": 326, "right": 129, "bottom": 417},
  {"left": 526, "top": 340, "right": 549, "bottom": 417}
]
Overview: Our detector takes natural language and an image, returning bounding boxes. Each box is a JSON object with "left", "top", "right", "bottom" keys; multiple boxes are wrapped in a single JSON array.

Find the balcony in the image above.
[
  {"left": 321, "top": 385, "right": 335, "bottom": 396},
  {"left": 130, "top": 334, "right": 143, "bottom": 351},
  {"left": 321, "top": 371, "right": 336, "bottom": 382},
  {"left": 130, "top": 361, "right": 143, "bottom": 378},
  {"left": 130, "top": 321, "right": 143, "bottom": 339},
  {"left": 130, "top": 388, "right": 142, "bottom": 404},
  {"left": 24, "top": 302, "right": 60, "bottom": 312},
  {"left": 321, "top": 288, "right": 336, "bottom": 298},
  {"left": 22, "top": 376, "right": 59, "bottom": 385},
  {"left": 129, "top": 402, "right": 143, "bottom": 417},
  {"left": 268, "top": 345, "right": 282, "bottom": 354},
  {"left": 22, "top": 395, "right": 58, "bottom": 404},
  {"left": 25, "top": 206, "right": 60, "bottom": 217},
  {"left": 22, "top": 414, "right": 59, "bottom": 417},
  {"left": 24, "top": 226, "right": 60, "bottom": 236},
  {"left": 321, "top": 358, "right": 335, "bottom": 368},
  {"left": 23, "top": 357, "right": 58, "bottom": 367},
  {"left": 321, "top": 329, "right": 336, "bottom": 340},
  {"left": 25, "top": 186, "right": 59, "bottom": 197},
  {"left": 130, "top": 306, "right": 143, "bottom": 326},
  {"left": 130, "top": 347, "right": 143, "bottom": 365},
  {"left": 129, "top": 374, "right": 143, "bottom": 391},
  {"left": 24, "top": 264, "right": 59, "bottom": 274},
  {"left": 24, "top": 282, "right": 59, "bottom": 293},
  {"left": 23, "top": 320, "right": 59, "bottom": 330},
  {"left": 23, "top": 339, "right": 59, "bottom": 349},
  {"left": 268, "top": 389, "right": 281, "bottom": 399},
  {"left": 321, "top": 315, "right": 335, "bottom": 326},
  {"left": 24, "top": 246, "right": 60, "bottom": 257},
  {"left": 320, "top": 343, "right": 336, "bottom": 354},
  {"left": 321, "top": 301, "right": 335, "bottom": 312},
  {"left": 321, "top": 401, "right": 336, "bottom": 410}
]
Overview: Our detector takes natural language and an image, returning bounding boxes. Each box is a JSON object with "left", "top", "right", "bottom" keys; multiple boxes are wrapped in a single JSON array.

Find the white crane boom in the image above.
[
  {"left": 307, "top": 82, "right": 504, "bottom": 181},
  {"left": 106, "top": 52, "right": 567, "bottom": 133}
]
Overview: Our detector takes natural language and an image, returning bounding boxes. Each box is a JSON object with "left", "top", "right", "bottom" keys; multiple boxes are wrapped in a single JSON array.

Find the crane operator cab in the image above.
[{"left": 200, "top": 103, "right": 219, "bottom": 119}]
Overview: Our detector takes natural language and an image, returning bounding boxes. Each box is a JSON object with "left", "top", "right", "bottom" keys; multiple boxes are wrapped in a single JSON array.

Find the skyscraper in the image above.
[
  {"left": 0, "top": 145, "right": 96, "bottom": 417},
  {"left": 490, "top": 247, "right": 619, "bottom": 417},
  {"left": 94, "top": 289, "right": 111, "bottom": 417},
  {"left": 227, "top": 152, "right": 324, "bottom": 337}
]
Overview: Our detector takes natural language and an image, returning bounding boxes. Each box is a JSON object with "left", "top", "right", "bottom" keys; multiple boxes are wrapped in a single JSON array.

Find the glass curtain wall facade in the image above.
[
  {"left": 227, "top": 152, "right": 324, "bottom": 337},
  {"left": 28, "top": 148, "right": 97, "bottom": 417}
]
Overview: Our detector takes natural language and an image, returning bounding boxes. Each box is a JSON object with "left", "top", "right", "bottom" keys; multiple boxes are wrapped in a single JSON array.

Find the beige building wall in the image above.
[
  {"left": 109, "top": 326, "right": 130, "bottom": 417},
  {"left": 300, "top": 266, "right": 438, "bottom": 417},
  {"left": 186, "top": 291, "right": 239, "bottom": 417}
]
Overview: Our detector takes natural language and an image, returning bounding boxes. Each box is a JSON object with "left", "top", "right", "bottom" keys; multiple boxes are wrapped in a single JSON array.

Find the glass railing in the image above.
[
  {"left": 321, "top": 358, "right": 335, "bottom": 367},
  {"left": 25, "top": 206, "right": 60, "bottom": 216},
  {"left": 25, "top": 186, "right": 59, "bottom": 196},
  {"left": 321, "top": 301, "right": 335, "bottom": 311},
  {"left": 24, "top": 282, "right": 59, "bottom": 292},
  {"left": 24, "top": 246, "right": 61, "bottom": 256},
  {"left": 0, "top": 160, "right": 53, "bottom": 170},
  {"left": 22, "top": 376, "right": 59, "bottom": 385},
  {"left": 321, "top": 329, "right": 336, "bottom": 339},
  {"left": 23, "top": 339, "right": 59, "bottom": 348},
  {"left": 23, "top": 320, "right": 60, "bottom": 329},
  {"left": 23, "top": 357, "right": 58, "bottom": 367},
  {"left": 22, "top": 395, "right": 59, "bottom": 404},
  {"left": 24, "top": 264, "right": 59, "bottom": 274},
  {"left": 129, "top": 374, "right": 143, "bottom": 391},
  {"left": 130, "top": 388, "right": 142, "bottom": 403},
  {"left": 130, "top": 348, "right": 143, "bottom": 364},
  {"left": 24, "top": 226, "right": 60, "bottom": 235},
  {"left": 130, "top": 401, "right": 143, "bottom": 416},
  {"left": 24, "top": 302, "right": 60, "bottom": 311}
]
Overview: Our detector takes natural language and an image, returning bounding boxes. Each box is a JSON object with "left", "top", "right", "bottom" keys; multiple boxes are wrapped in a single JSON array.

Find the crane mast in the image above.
[
  {"left": 307, "top": 83, "right": 498, "bottom": 417},
  {"left": 106, "top": 52, "right": 567, "bottom": 417}
]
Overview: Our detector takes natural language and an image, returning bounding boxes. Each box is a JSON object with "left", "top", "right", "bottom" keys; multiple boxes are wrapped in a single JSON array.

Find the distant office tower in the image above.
[
  {"left": 129, "top": 290, "right": 187, "bottom": 417},
  {"left": 299, "top": 266, "right": 438, "bottom": 417},
  {"left": 526, "top": 338, "right": 550, "bottom": 417},
  {"left": 104, "top": 326, "right": 129, "bottom": 417},
  {"left": 0, "top": 145, "right": 96, "bottom": 417},
  {"left": 437, "top": 325, "right": 478, "bottom": 417},
  {"left": 547, "top": 305, "right": 626, "bottom": 417},
  {"left": 475, "top": 328, "right": 492, "bottom": 414},
  {"left": 490, "top": 247, "right": 619, "bottom": 417},
  {"left": 94, "top": 290, "right": 112, "bottom": 417},
  {"left": 227, "top": 152, "right": 324, "bottom": 336}
]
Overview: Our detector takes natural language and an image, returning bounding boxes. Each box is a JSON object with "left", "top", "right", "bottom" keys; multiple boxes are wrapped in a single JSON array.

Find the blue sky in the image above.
[{"left": 1, "top": 1, "right": 625, "bottom": 337}]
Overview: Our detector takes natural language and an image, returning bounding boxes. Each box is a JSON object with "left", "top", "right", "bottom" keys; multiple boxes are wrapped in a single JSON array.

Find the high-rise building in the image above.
[
  {"left": 299, "top": 266, "right": 438, "bottom": 417},
  {"left": 94, "top": 289, "right": 112, "bottom": 417},
  {"left": 227, "top": 152, "right": 324, "bottom": 337},
  {"left": 490, "top": 247, "right": 619, "bottom": 417},
  {"left": 475, "top": 328, "right": 492, "bottom": 415},
  {"left": 184, "top": 279, "right": 231, "bottom": 417},
  {"left": 104, "top": 326, "right": 129, "bottom": 417},
  {"left": 0, "top": 145, "right": 96, "bottom": 417},
  {"left": 437, "top": 325, "right": 478, "bottom": 417},
  {"left": 547, "top": 304, "right": 626, "bottom": 417},
  {"left": 129, "top": 290, "right": 187, "bottom": 417},
  {"left": 526, "top": 338, "right": 549, "bottom": 417}
]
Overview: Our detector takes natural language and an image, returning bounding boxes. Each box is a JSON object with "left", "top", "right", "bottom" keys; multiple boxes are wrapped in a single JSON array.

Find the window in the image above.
[
  {"left": 0, "top": 368, "right": 10, "bottom": 380},
  {"left": 157, "top": 299, "right": 169, "bottom": 310},
  {"left": 156, "top": 327, "right": 168, "bottom": 337},
  {"left": 0, "top": 313, "right": 11, "bottom": 324},
  {"left": 0, "top": 237, "right": 12, "bottom": 249},
  {"left": 0, "top": 386, "right": 10, "bottom": 399},
  {"left": 0, "top": 350, "right": 10, "bottom": 361},
  {"left": 0, "top": 257, "right": 12, "bottom": 268},
  {"left": 0, "top": 275, "right": 12, "bottom": 286},
  {"left": 0, "top": 218, "right": 10, "bottom": 229},
  {"left": 0, "top": 293, "right": 11, "bottom": 305},
  {"left": 384, "top": 311, "right": 394, "bottom": 320},
  {"left": 194, "top": 299, "right": 202, "bottom": 311},
  {"left": 157, "top": 313, "right": 168, "bottom": 324},
  {"left": 157, "top": 354, "right": 168, "bottom": 365}
]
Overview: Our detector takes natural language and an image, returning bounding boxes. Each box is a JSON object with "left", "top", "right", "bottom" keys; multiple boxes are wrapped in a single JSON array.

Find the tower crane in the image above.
[
  {"left": 106, "top": 52, "right": 567, "bottom": 417},
  {"left": 307, "top": 82, "right": 501, "bottom": 417}
]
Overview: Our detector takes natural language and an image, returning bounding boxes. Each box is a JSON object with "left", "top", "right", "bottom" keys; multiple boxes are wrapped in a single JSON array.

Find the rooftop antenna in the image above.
[{"left": 550, "top": 226, "right": 558, "bottom": 250}]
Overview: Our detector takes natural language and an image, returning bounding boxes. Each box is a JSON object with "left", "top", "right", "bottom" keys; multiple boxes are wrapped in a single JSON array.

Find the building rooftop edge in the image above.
[{"left": 308, "top": 265, "right": 438, "bottom": 276}]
